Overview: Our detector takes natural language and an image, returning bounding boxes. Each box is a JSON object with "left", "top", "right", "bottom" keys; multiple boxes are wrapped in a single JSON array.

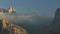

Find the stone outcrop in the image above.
[
  {"left": 48, "top": 8, "right": 60, "bottom": 34},
  {"left": 0, "top": 19, "right": 27, "bottom": 34},
  {"left": 53, "top": 8, "right": 60, "bottom": 24}
]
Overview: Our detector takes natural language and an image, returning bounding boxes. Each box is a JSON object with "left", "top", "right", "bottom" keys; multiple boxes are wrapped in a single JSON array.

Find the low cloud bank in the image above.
[{"left": 0, "top": 13, "right": 53, "bottom": 34}]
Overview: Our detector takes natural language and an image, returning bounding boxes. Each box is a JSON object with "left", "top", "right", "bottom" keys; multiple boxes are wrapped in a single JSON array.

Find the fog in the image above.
[{"left": 0, "top": 13, "right": 54, "bottom": 34}]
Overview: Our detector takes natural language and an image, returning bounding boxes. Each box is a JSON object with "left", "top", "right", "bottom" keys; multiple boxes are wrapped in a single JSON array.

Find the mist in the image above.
[{"left": 0, "top": 13, "right": 54, "bottom": 34}]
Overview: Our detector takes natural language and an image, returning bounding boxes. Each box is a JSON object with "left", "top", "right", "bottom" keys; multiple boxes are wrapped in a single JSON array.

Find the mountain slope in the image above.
[{"left": 0, "top": 19, "right": 27, "bottom": 34}]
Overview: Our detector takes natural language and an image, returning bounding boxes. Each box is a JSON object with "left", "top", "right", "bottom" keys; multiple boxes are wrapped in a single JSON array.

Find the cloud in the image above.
[
  {"left": 0, "top": 13, "right": 54, "bottom": 34},
  {"left": 0, "top": 13, "right": 53, "bottom": 25}
]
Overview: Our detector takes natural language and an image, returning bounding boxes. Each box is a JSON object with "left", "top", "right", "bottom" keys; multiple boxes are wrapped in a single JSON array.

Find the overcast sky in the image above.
[{"left": 0, "top": 0, "right": 60, "bottom": 17}]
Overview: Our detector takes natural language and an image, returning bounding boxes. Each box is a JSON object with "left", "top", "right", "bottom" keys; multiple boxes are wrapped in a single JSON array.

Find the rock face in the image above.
[
  {"left": 0, "top": 19, "right": 27, "bottom": 34},
  {"left": 0, "top": 6, "right": 27, "bottom": 34},
  {"left": 48, "top": 8, "right": 60, "bottom": 34},
  {"left": 53, "top": 8, "right": 60, "bottom": 24}
]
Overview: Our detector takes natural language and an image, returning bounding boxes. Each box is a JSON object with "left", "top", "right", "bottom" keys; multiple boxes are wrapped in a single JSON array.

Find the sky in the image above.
[{"left": 0, "top": 0, "right": 60, "bottom": 17}]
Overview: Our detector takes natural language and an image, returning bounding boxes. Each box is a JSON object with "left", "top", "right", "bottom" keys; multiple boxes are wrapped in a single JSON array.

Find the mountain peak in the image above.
[{"left": 53, "top": 8, "right": 60, "bottom": 24}]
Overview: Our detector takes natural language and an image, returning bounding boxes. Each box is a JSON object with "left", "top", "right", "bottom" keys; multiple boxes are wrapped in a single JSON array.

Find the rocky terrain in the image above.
[{"left": 0, "top": 19, "right": 27, "bottom": 34}]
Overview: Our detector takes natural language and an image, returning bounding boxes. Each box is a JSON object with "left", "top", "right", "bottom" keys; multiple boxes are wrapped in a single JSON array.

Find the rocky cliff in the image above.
[
  {"left": 0, "top": 19, "right": 27, "bottom": 34},
  {"left": 48, "top": 8, "right": 60, "bottom": 34},
  {"left": 53, "top": 8, "right": 60, "bottom": 24}
]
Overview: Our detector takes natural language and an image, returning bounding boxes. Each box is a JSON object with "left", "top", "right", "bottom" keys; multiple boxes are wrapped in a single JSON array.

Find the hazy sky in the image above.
[{"left": 0, "top": 0, "right": 60, "bottom": 17}]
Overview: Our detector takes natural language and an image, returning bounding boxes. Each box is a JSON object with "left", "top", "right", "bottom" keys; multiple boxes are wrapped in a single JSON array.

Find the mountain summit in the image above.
[
  {"left": 48, "top": 8, "right": 60, "bottom": 34},
  {"left": 53, "top": 8, "right": 60, "bottom": 24},
  {"left": 0, "top": 6, "right": 27, "bottom": 34}
]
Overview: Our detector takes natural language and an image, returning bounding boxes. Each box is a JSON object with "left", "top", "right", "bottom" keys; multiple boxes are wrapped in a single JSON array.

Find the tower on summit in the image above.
[{"left": 8, "top": 6, "right": 15, "bottom": 13}]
